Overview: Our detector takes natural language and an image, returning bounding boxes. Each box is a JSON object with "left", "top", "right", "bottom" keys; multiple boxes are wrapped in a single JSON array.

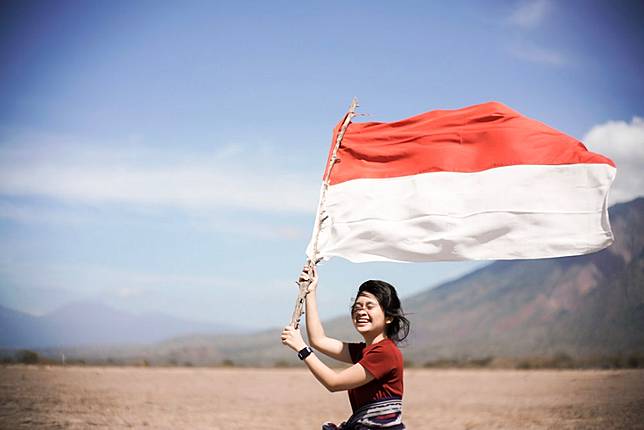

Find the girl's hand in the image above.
[
  {"left": 298, "top": 263, "right": 318, "bottom": 293},
  {"left": 281, "top": 324, "right": 306, "bottom": 352}
]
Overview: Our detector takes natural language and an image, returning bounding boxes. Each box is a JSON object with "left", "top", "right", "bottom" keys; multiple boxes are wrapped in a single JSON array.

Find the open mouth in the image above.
[{"left": 355, "top": 317, "right": 371, "bottom": 325}]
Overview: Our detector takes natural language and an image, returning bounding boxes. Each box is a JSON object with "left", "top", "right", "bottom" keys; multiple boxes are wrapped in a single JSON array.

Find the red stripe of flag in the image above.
[{"left": 325, "top": 101, "right": 615, "bottom": 186}]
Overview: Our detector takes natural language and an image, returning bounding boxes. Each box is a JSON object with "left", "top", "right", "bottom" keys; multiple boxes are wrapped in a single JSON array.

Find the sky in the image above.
[{"left": 1, "top": 0, "right": 643, "bottom": 329}]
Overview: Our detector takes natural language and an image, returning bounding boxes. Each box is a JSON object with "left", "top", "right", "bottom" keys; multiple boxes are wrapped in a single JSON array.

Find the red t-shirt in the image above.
[{"left": 347, "top": 338, "right": 404, "bottom": 411}]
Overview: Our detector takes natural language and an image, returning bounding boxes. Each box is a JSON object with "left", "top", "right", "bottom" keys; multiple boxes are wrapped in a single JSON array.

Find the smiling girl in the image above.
[{"left": 281, "top": 264, "right": 410, "bottom": 429}]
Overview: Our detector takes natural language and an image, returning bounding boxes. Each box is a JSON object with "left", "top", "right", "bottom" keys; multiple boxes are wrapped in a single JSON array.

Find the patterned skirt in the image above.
[{"left": 322, "top": 397, "right": 405, "bottom": 430}]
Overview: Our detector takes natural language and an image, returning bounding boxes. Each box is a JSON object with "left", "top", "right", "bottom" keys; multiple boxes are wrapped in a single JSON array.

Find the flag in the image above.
[{"left": 306, "top": 101, "right": 616, "bottom": 263}]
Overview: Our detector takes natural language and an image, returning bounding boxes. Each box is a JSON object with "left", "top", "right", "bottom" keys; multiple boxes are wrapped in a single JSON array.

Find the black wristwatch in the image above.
[{"left": 297, "top": 346, "right": 313, "bottom": 360}]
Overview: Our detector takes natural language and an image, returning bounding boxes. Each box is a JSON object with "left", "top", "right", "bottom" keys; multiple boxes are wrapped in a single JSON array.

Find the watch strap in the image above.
[{"left": 297, "top": 346, "right": 313, "bottom": 360}]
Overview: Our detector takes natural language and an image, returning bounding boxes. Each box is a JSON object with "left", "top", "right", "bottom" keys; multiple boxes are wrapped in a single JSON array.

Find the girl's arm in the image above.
[
  {"left": 281, "top": 324, "right": 374, "bottom": 392},
  {"left": 300, "top": 265, "right": 352, "bottom": 364}
]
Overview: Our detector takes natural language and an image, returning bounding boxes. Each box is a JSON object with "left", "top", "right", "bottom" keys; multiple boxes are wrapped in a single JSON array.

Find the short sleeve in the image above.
[
  {"left": 358, "top": 342, "right": 394, "bottom": 380},
  {"left": 348, "top": 342, "right": 366, "bottom": 364}
]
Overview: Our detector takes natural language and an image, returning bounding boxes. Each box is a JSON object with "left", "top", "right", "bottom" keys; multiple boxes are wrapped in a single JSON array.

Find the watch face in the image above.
[{"left": 298, "top": 347, "right": 312, "bottom": 360}]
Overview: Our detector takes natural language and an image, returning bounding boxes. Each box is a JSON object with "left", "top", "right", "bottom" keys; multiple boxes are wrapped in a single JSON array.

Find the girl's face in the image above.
[{"left": 351, "top": 292, "right": 389, "bottom": 337}]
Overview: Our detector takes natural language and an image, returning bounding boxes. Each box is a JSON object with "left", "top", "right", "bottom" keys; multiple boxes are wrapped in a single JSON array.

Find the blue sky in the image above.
[{"left": 1, "top": 0, "right": 643, "bottom": 328}]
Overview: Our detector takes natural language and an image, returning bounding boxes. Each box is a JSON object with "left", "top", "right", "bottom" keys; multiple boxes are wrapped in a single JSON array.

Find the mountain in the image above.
[
  {"left": 13, "top": 197, "right": 643, "bottom": 366},
  {"left": 305, "top": 197, "right": 643, "bottom": 363},
  {"left": 161, "top": 197, "right": 644, "bottom": 366},
  {"left": 0, "top": 305, "right": 58, "bottom": 348},
  {"left": 399, "top": 197, "right": 644, "bottom": 362},
  {"left": 0, "top": 301, "right": 243, "bottom": 349}
]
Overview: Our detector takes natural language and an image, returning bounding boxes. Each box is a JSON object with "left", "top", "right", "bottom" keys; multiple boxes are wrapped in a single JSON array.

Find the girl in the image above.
[{"left": 281, "top": 264, "right": 410, "bottom": 429}]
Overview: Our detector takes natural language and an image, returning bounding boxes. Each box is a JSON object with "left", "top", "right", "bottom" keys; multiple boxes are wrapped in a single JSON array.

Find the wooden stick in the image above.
[
  {"left": 289, "top": 98, "right": 359, "bottom": 329},
  {"left": 289, "top": 262, "right": 311, "bottom": 329}
]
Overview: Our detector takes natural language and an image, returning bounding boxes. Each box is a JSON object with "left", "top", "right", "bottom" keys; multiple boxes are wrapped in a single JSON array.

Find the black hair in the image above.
[{"left": 352, "top": 280, "right": 410, "bottom": 343}]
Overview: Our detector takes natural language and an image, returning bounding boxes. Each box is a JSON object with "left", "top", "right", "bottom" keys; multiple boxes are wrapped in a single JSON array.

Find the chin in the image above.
[{"left": 355, "top": 325, "right": 381, "bottom": 336}]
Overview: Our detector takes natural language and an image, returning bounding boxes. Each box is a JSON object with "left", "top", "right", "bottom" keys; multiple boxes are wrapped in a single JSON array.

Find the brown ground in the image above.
[{"left": 0, "top": 366, "right": 643, "bottom": 429}]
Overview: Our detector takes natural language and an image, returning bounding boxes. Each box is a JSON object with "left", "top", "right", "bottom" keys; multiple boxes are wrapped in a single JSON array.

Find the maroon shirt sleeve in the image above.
[{"left": 358, "top": 342, "right": 395, "bottom": 379}]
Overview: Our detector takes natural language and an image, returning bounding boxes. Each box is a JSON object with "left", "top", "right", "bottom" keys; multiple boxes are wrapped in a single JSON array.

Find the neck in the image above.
[{"left": 363, "top": 332, "right": 386, "bottom": 346}]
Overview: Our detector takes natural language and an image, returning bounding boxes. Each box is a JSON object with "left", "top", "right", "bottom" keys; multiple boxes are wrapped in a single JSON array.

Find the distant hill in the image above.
[
  {"left": 401, "top": 197, "right": 644, "bottom": 361},
  {"left": 0, "top": 301, "right": 243, "bottom": 349},
  {"left": 320, "top": 197, "right": 644, "bottom": 363},
  {"left": 11, "top": 198, "right": 644, "bottom": 367}
]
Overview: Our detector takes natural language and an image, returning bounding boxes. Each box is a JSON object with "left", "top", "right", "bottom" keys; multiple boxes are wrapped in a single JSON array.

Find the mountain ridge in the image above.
[
  {"left": 3, "top": 198, "right": 642, "bottom": 367},
  {"left": 0, "top": 301, "right": 245, "bottom": 349}
]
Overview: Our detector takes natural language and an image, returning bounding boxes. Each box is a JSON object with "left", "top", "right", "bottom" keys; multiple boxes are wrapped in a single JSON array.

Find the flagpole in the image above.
[{"left": 289, "top": 97, "right": 359, "bottom": 329}]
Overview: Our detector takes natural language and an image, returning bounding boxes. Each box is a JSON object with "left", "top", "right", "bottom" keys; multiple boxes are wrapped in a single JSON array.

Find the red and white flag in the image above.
[{"left": 306, "top": 102, "right": 616, "bottom": 263}]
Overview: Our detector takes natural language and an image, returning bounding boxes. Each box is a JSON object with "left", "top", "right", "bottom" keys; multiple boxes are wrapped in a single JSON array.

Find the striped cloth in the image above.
[
  {"left": 307, "top": 101, "right": 616, "bottom": 263},
  {"left": 322, "top": 397, "right": 405, "bottom": 430}
]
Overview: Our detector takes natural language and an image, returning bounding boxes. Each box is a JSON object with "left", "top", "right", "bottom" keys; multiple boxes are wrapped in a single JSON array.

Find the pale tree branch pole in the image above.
[{"left": 290, "top": 97, "right": 359, "bottom": 329}]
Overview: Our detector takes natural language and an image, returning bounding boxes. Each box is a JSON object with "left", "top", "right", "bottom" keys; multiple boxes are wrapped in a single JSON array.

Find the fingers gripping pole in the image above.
[{"left": 289, "top": 98, "right": 359, "bottom": 329}]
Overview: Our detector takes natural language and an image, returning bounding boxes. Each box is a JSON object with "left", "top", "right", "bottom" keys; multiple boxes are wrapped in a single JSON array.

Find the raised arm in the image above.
[
  {"left": 300, "top": 264, "right": 352, "bottom": 364},
  {"left": 281, "top": 324, "right": 374, "bottom": 392}
]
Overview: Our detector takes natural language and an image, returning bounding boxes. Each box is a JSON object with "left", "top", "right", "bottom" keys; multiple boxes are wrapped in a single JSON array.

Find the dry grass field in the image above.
[{"left": 1, "top": 366, "right": 643, "bottom": 429}]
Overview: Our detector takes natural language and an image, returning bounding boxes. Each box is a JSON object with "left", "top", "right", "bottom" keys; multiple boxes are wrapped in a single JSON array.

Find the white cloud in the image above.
[
  {"left": 0, "top": 132, "right": 320, "bottom": 215},
  {"left": 582, "top": 117, "right": 644, "bottom": 205},
  {"left": 506, "top": 1, "right": 567, "bottom": 67},
  {"left": 509, "top": 0, "right": 552, "bottom": 29},
  {"left": 509, "top": 41, "right": 568, "bottom": 66},
  {"left": 113, "top": 287, "right": 145, "bottom": 299},
  {"left": 193, "top": 216, "right": 309, "bottom": 240},
  {"left": 0, "top": 260, "right": 244, "bottom": 299},
  {"left": 0, "top": 200, "right": 91, "bottom": 226},
  {"left": 0, "top": 163, "right": 316, "bottom": 212}
]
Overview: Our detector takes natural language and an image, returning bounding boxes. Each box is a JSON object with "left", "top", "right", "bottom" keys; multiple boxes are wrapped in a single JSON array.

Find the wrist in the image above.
[{"left": 297, "top": 346, "right": 314, "bottom": 360}]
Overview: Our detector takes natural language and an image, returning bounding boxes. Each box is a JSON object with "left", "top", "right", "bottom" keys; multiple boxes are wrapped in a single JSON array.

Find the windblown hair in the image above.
[{"left": 353, "top": 280, "right": 410, "bottom": 343}]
